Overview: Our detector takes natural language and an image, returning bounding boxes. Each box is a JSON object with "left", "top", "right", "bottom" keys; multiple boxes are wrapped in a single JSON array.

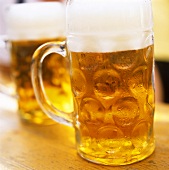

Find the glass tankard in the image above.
[
  {"left": 31, "top": 0, "right": 155, "bottom": 165},
  {"left": 4, "top": 2, "right": 67, "bottom": 125}
]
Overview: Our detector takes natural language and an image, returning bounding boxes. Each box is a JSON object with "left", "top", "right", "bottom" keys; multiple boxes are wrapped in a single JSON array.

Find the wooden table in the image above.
[{"left": 0, "top": 93, "right": 169, "bottom": 170}]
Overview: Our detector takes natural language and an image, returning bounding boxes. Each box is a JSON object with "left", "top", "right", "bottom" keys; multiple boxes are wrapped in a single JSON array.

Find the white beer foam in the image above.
[
  {"left": 6, "top": 2, "right": 65, "bottom": 40},
  {"left": 67, "top": 0, "right": 154, "bottom": 52}
]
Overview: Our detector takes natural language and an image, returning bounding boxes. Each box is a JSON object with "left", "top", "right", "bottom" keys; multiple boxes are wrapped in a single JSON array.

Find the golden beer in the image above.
[
  {"left": 70, "top": 45, "right": 155, "bottom": 164},
  {"left": 6, "top": 2, "right": 72, "bottom": 124},
  {"left": 10, "top": 38, "right": 72, "bottom": 124},
  {"left": 31, "top": 0, "right": 155, "bottom": 165}
]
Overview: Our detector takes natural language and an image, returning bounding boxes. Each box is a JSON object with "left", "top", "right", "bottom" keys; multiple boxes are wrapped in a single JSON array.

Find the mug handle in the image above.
[{"left": 31, "top": 41, "right": 73, "bottom": 126}]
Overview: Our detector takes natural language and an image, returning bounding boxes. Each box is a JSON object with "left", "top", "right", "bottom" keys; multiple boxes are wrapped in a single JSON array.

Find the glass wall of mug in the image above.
[
  {"left": 5, "top": 2, "right": 73, "bottom": 125},
  {"left": 31, "top": 0, "right": 155, "bottom": 165}
]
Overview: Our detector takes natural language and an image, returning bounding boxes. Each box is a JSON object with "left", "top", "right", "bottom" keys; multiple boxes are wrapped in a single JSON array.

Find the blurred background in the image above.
[{"left": 152, "top": 0, "right": 169, "bottom": 103}]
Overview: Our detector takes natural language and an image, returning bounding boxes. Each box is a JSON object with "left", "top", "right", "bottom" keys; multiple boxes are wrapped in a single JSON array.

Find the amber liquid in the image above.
[
  {"left": 10, "top": 38, "right": 73, "bottom": 125},
  {"left": 70, "top": 45, "right": 155, "bottom": 165}
]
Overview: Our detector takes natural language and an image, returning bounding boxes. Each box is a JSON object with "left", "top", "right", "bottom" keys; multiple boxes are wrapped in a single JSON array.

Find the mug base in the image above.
[
  {"left": 77, "top": 143, "right": 155, "bottom": 166},
  {"left": 18, "top": 110, "right": 55, "bottom": 126}
]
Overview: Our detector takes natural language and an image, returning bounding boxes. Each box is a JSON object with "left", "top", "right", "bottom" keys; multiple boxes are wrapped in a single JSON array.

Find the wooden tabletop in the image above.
[{"left": 0, "top": 93, "right": 169, "bottom": 170}]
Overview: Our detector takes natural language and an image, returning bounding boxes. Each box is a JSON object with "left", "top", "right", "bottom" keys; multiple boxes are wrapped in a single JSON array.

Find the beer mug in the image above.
[
  {"left": 4, "top": 2, "right": 73, "bottom": 125},
  {"left": 31, "top": 0, "right": 155, "bottom": 165}
]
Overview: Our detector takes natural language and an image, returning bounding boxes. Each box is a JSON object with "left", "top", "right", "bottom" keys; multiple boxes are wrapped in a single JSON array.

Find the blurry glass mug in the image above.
[
  {"left": 31, "top": 0, "right": 155, "bottom": 165},
  {"left": 4, "top": 2, "right": 73, "bottom": 125}
]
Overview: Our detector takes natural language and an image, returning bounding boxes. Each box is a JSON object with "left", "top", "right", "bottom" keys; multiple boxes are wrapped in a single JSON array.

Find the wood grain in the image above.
[{"left": 0, "top": 95, "right": 169, "bottom": 170}]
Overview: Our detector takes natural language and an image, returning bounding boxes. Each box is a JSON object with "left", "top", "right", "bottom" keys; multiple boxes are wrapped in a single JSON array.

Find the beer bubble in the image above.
[
  {"left": 93, "top": 69, "right": 120, "bottom": 99},
  {"left": 79, "top": 98, "right": 105, "bottom": 123},
  {"left": 112, "top": 97, "right": 140, "bottom": 128},
  {"left": 71, "top": 69, "right": 86, "bottom": 97}
]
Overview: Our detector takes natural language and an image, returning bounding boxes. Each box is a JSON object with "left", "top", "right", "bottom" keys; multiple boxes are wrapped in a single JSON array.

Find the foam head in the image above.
[
  {"left": 66, "top": 0, "right": 154, "bottom": 52},
  {"left": 6, "top": 2, "right": 65, "bottom": 40}
]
